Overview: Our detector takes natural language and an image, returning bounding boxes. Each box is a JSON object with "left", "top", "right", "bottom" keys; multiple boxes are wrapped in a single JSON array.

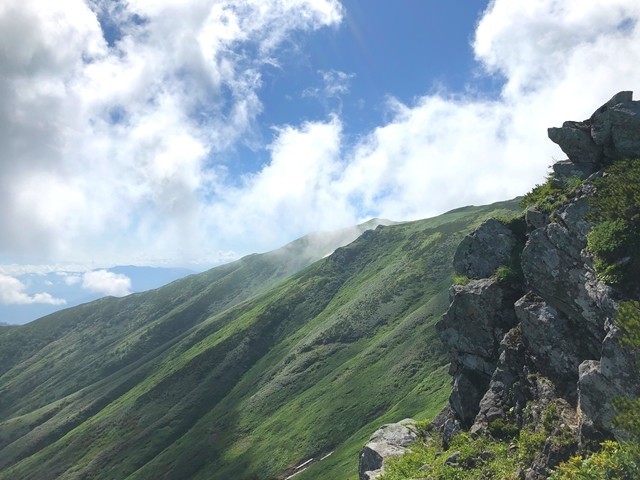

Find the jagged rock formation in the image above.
[
  {"left": 359, "top": 420, "right": 418, "bottom": 480},
  {"left": 434, "top": 92, "right": 640, "bottom": 478},
  {"left": 359, "top": 92, "right": 640, "bottom": 479}
]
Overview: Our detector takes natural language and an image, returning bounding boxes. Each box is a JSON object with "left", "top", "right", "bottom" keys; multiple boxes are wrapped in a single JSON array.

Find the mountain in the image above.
[
  {"left": 0, "top": 201, "right": 522, "bottom": 479},
  {"left": 0, "top": 220, "right": 395, "bottom": 327},
  {"left": 358, "top": 92, "right": 640, "bottom": 480}
]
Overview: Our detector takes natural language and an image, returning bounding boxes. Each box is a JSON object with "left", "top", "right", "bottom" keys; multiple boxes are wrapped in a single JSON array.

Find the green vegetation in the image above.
[
  {"left": 380, "top": 401, "right": 570, "bottom": 480},
  {"left": 586, "top": 159, "right": 640, "bottom": 290},
  {"left": 549, "top": 441, "right": 640, "bottom": 480},
  {"left": 453, "top": 274, "right": 471, "bottom": 286},
  {"left": 550, "top": 300, "right": 640, "bottom": 479},
  {"left": 0, "top": 199, "right": 523, "bottom": 480},
  {"left": 494, "top": 214, "right": 527, "bottom": 287},
  {"left": 520, "top": 175, "right": 581, "bottom": 214}
]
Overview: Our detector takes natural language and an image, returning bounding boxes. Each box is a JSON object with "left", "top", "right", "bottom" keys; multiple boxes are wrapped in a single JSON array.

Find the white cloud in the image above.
[
  {"left": 63, "top": 274, "right": 82, "bottom": 286},
  {"left": 0, "top": 273, "right": 66, "bottom": 305},
  {"left": 81, "top": 270, "right": 131, "bottom": 297},
  {"left": 2, "top": 0, "right": 640, "bottom": 268},
  {"left": 0, "top": 0, "right": 343, "bottom": 265}
]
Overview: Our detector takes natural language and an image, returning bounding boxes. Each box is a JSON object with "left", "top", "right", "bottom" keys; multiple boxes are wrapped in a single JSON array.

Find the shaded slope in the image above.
[{"left": 0, "top": 200, "right": 521, "bottom": 480}]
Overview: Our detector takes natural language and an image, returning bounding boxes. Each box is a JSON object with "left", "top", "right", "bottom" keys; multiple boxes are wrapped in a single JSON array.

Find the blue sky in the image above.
[{"left": 1, "top": 0, "right": 640, "bottom": 312}]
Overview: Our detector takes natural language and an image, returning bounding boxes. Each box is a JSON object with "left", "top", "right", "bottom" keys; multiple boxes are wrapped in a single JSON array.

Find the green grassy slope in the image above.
[{"left": 0, "top": 200, "right": 521, "bottom": 480}]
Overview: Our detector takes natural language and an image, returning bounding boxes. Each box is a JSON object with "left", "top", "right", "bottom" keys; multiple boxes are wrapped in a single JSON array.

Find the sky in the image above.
[{"left": 2, "top": 0, "right": 640, "bottom": 310}]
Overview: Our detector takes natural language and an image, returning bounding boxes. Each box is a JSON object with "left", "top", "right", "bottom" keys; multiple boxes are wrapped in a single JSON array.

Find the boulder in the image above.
[
  {"left": 358, "top": 420, "right": 418, "bottom": 480},
  {"left": 552, "top": 159, "right": 595, "bottom": 183},
  {"left": 548, "top": 121, "right": 602, "bottom": 165},
  {"left": 548, "top": 91, "right": 640, "bottom": 166},
  {"left": 608, "top": 101, "right": 640, "bottom": 160},
  {"left": 590, "top": 91, "right": 632, "bottom": 146},
  {"left": 453, "top": 219, "right": 517, "bottom": 279},
  {"left": 578, "top": 325, "right": 640, "bottom": 441}
]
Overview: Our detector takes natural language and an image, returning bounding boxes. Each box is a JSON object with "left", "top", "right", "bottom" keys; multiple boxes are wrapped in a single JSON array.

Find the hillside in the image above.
[{"left": 0, "top": 201, "right": 522, "bottom": 479}]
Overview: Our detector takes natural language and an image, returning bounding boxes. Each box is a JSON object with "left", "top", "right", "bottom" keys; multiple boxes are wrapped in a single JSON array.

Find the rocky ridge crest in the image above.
[{"left": 358, "top": 92, "right": 640, "bottom": 480}]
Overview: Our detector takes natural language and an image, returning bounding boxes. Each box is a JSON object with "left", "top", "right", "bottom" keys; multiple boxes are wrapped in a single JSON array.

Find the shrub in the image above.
[
  {"left": 587, "top": 159, "right": 640, "bottom": 290},
  {"left": 549, "top": 440, "right": 640, "bottom": 480},
  {"left": 488, "top": 418, "right": 519, "bottom": 439},
  {"left": 520, "top": 175, "right": 567, "bottom": 214}
]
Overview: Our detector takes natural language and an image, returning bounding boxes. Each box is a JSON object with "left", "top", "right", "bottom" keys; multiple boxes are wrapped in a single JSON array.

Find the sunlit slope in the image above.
[{"left": 0, "top": 200, "right": 521, "bottom": 480}]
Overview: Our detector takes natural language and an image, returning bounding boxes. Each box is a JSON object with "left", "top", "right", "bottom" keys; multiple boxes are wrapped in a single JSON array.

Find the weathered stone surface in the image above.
[
  {"left": 608, "top": 100, "right": 640, "bottom": 159},
  {"left": 521, "top": 192, "right": 616, "bottom": 352},
  {"left": 358, "top": 420, "right": 418, "bottom": 480},
  {"left": 438, "top": 278, "right": 521, "bottom": 426},
  {"left": 453, "top": 219, "right": 517, "bottom": 279},
  {"left": 471, "top": 325, "right": 529, "bottom": 434},
  {"left": 548, "top": 121, "right": 602, "bottom": 165},
  {"left": 524, "top": 400, "right": 580, "bottom": 480},
  {"left": 578, "top": 325, "right": 640, "bottom": 441},
  {"left": 590, "top": 91, "right": 633, "bottom": 146},
  {"left": 525, "top": 208, "right": 548, "bottom": 231},
  {"left": 552, "top": 159, "right": 595, "bottom": 183},
  {"left": 548, "top": 91, "right": 640, "bottom": 166},
  {"left": 431, "top": 405, "right": 461, "bottom": 449},
  {"left": 515, "top": 296, "right": 585, "bottom": 395}
]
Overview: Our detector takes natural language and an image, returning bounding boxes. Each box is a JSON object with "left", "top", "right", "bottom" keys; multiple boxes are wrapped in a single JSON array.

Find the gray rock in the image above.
[
  {"left": 453, "top": 219, "right": 517, "bottom": 279},
  {"left": 552, "top": 159, "right": 595, "bottom": 183},
  {"left": 431, "top": 405, "right": 461, "bottom": 449},
  {"left": 438, "top": 278, "right": 521, "bottom": 426},
  {"left": 525, "top": 208, "right": 548, "bottom": 232},
  {"left": 472, "top": 325, "right": 529, "bottom": 434},
  {"left": 521, "top": 193, "right": 616, "bottom": 352},
  {"left": 578, "top": 325, "right": 640, "bottom": 441},
  {"left": 548, "top": 91, "right": 640, "bottom": 166},
  {"left": 608, "top": 101, "right": 640, "bottom": 160},
  {"left": 548, "top": 121, "right": 602, "bottom": 165},
  {"left": 358, "top": 420, "right": 418, "bottom": 480},
  {"left": 515, "top": 296, "right": 584, "bottom": 393},
  {"left": 590, "top": 91, "right": 632, "bottom": 146},
  {"left": 444, "top": 450, "right": 461, "bottom": 465}
]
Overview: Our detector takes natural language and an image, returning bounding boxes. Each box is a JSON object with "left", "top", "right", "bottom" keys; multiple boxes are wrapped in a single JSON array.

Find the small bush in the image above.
[
  {"left": 587, "top": 158, "right": 640, "bottom": 290},
  {"left": 494, "top": 266, "right": 518, "bottom": 284},
  {"left": 488, "top": 418, "right": 519, "bottom": 439},
  {"left": 453, "top": 274, "right": 471, "bottom": 286},
  {"left": 550, "top": 440, "right": 640, "bottom": 480},
  {"left": 521, "top": 175, "right": 567, "bottom": 214}
]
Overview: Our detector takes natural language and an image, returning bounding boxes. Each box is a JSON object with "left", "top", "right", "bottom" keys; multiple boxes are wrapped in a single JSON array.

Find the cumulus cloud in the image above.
[
  {"left": 0, "top": 0, "right": 343, "bottom": 264},
  {"left": 0, "top": 274, "right": 66, "bottom": 305},
  {"left": 2, "top": 0, "right": 640, "bottom": 267},
  {"left": 81, "top": 270, "right": 131, "bottom": 297}
]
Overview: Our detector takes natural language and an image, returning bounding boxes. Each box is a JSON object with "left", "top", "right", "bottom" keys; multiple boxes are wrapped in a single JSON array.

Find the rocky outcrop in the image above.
[
  {"left": 360, "top": 92, "right": 640, "bottom": 478},
  {"left": 453, "top": 219, "right": 518, "bottom": 279},
  {"left": 433, "top": 92, "right": 640, "bottom": 477},
  {"left": 437, "top": 278, "right": 521, "bottom": 426},
  {"left": 358, "top": 420, "right": 418, "bottom": 480},
  {"left": 548, "top": 90, "right": 640, "bottom": 170}
]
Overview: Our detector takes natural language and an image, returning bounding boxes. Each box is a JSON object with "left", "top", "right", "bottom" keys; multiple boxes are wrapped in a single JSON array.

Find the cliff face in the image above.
[
  {"left": 359, "top": 92, "right": 640, "bottom": 480},
  {"left": 437, "top": 92, "right": 640, "bottom": 479}
]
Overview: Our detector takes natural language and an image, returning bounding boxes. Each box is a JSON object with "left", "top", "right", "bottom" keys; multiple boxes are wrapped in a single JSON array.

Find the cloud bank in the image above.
[
  {"left": 81, "top": 270, "right": 132, "bottom": 297},
  {"left": 0, "top": 274, "right": 66, "bottom": 305},
  {"left": 2, "top": 0, "right": 640, "bottom": 267}
]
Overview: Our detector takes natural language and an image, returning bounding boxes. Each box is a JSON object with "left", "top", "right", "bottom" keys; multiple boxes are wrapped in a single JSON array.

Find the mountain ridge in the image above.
[{"left": 0, "top": 200, "right": 522, "bottom": 479}]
